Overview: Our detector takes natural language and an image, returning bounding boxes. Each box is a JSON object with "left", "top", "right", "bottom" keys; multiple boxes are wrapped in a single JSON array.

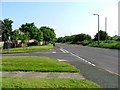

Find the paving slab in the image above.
[{"left": 1, "top": 72, "right": 85, "bottom": 79}]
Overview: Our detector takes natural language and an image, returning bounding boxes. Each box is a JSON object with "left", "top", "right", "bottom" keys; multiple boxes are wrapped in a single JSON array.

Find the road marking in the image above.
[
  {"left": 52, "top": 51, "right": 56, "bottom": 53},
  {"left": 103, "top": 68, "right": 119, "bottom": 76},
  {"left": 60, "top": 48, "right": 69, "bottom": 53},
  {"left": 60, "top": 48, "right": 66, "bottom": 53},
  {"left": 61, "top": 48, "right": 96, "bottom": 67},
  {"left": 62, "top": 49, "right": 69, "bottom": 53},
  {"left": 58, "top": 59, "right": 68, "bottom": 62}
]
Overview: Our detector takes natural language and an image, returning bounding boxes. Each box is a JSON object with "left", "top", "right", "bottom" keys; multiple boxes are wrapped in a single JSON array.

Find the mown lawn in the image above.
[
  {"left": 1, "top": 76, "right": 102, "bottom": 89},
  {"left": 2, "top": 44, "right": 53, "bottom": 54},
  {"left": 2, "top": 56, "right": 79, "bottom": 72}
]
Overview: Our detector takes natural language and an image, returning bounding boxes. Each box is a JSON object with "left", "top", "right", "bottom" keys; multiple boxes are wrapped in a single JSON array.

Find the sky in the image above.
[{"left": 0, "top": 0, "right": 119, "bottom": 38}]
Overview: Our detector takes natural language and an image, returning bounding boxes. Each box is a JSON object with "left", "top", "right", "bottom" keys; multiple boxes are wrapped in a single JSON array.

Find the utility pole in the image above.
[
  {"left": 115, "top": 30, "right": 116, "bottom": 36},
  {"left": 105, "top": 17, "right": 107, "bottom": 33},
  {"left": 8, "top": 36, "right": 10, "bottom": 53},
  {"left": 93, "top": 14, "right": 100, "bottom": 45},
  {"left": 105, "top": 17, "right": 107, "bottom": 40}
]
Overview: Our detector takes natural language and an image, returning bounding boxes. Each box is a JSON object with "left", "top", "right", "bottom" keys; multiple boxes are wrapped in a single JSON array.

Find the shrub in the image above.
[
  {"left": 82, "top": 40, "right": 91, "bottom": 46},
  {"left": 27, "top": 42, "right": 38, "bottom": 46}
]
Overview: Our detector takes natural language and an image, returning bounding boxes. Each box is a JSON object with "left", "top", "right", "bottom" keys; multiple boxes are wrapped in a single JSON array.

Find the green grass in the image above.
[
  {"left": 2, "top": 56, "right": 79, "bottom": 72},
  {"left": 1, "top": 76, "right": 101, "bottom": 89},
  {"left": 81, "top": 40, "right": 120, "bottom": 49},
  {"left": 2, "top": 44, "right": 53, "bottom": 54}
]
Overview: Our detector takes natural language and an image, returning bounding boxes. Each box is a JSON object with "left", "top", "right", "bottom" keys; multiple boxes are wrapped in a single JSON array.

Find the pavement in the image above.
[
  {"left": 2, "top": 43, "right": 119, "bottom": 89},
  {"left": 1, "top": 71, "right": 85, "bottom": 79}
]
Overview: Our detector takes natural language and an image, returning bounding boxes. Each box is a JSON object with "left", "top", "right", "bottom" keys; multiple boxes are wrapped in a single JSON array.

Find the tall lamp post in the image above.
[
  {"left": 8, "top": 36, "right": 10, "bottom": 53},
  {"left": 93, "top": 14, "right": 100, "bottom": 45}
]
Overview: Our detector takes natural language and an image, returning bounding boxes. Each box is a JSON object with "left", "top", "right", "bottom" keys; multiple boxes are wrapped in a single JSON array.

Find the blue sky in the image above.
[{"left": 1, "top": 0, "right": 119, "bottom": 38}]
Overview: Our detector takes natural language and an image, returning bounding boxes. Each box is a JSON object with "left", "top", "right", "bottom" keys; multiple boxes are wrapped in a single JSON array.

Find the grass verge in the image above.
[
  {"left": 81, "top": 40, "right": 120, "bottom": 49},
  {"left": 2, "top": 56, "right": 79, "bottom": 72},
  {"left": 1, "top": 76, "right": 102, "bottom": 89},
  {"left": 2, "top": 44, "right": 53, "bottom": 54}
]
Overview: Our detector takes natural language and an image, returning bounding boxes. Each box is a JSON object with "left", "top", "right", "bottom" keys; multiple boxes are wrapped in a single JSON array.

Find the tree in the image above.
[
  {"left": 49, "top": 28, "right": 56, "bottom": 42},
  {"left": 112, "top": 35, "right": 120, "bottom": 41},
  {"left": 56, "top": 37, "right": 65, "bottom": 43},
  {"left": 11, "top": 29, "right": 21, "bottom": 47},
  {"left": 19, "top": 32, "right": 29, "bottom": 43},
  {"left": 1, "top": 18, "right": 13, "bottom": 41},
  {"left": 72, "top": 33, "right": 91, "bottom": 43},
  {"left": 34, "top": 28, "right": 43, "bottom": 45},
  {"left": 94, "top": 30, "right": 108, "bottom": 41},
  {"left": 11, "top": 29, "right": 20, "bottom": 41},
  {"left": 56, "top": 33, "right": 91, "bottom": 44},
  {"left": 40, "top": 26, "right": 56, "bottom": 45},
  {"left": 19, "top": 22, "right": 38, "bottom": 40}
]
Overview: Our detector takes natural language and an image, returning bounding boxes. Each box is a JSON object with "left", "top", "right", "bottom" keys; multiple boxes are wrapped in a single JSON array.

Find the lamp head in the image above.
[{"left": 93, "top": 14, "right": 99, "bottom": 16}]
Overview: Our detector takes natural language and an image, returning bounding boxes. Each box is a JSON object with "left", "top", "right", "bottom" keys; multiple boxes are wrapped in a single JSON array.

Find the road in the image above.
[
  {"left": 3, "top": 43, "right": 119, "bottom": 89},
  {"left": 57, "top": 43, "right": 119, "bottom": 75}
]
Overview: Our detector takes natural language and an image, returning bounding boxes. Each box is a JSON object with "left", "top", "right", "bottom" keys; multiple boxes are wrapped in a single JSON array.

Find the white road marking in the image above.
[
  {"left": 60, "top": 48, "right": 69, "bottom": 53},
  {"left": 57, "top": 59, "right": 68, "bottom": 62},
  {"left": 61, "top": 48, "right": 96, "bottom": 66},
  {"left": 62, "top": 49, "right": 69, "bottom": 53},
  {"left": 52, "top": 51, "right": 56, "bottom": 53},
  {"left": 104, "top": 69, "right": 119, "bottom": 76}
]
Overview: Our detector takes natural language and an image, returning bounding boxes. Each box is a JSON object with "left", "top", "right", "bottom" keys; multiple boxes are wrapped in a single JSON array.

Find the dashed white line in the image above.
[{"left": 60, "top": 48, "right": 96, "bottom": 66}]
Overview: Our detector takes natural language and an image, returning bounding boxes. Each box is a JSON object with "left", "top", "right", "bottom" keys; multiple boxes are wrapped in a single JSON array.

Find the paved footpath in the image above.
[{"left": 1, "top": 72, "right": 85, "bottom": 79}]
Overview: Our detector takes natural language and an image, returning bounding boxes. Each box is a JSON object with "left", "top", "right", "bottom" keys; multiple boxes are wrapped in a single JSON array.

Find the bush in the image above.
[
  {"left": 88, "top": 41, "right": 99, "bottom": 47},
  {"left": 82, "top": 40, "right": 92, "bottom": 46},
  {"left": 27, "top": 42, "right": 38, "bottom": 46},
  {"left": 110, "top": 43, "right": 120, "bottom": 49},
  {"left": 115, "top": 43, "right": 120, "bottom": 49}
]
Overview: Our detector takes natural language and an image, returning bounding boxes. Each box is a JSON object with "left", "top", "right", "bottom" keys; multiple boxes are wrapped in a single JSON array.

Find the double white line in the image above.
[
  {"left": 60, "top": 48, "right": 69, "bottom": 53},
  {"left": 60, "top": 48, "right": 96, "bottom": 67}
]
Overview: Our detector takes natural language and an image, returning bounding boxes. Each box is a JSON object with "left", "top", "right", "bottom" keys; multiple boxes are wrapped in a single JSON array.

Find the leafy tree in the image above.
[
  {"left": 94, "top": 30, "right": 108, "bottom": 41},
  {"left": 40, "top": 26, "right": 56, "bottom": 45},
  {"left": 57, "top": 33, "right": 91, "bottom": 44},
  {"left": 117, "top": 36, "right": 120, "bottom": 41},
  {"left": 11, "top": 29, "right": 20, "bottom": 41},
  {"left": 19, "top": 22, "right": 38, "bottom": 40},
  {"left": 84, "top": 34, "right": 91, "bottom": 40},
  {"left": 72, "top": 33, "right": 91, "bottom": 43},
  {"left": 19, "top": 32, "right": 29, "bottom": 43},
  {"left": 34, "top": 28, "right": 43, "bottom": 45},
  {"left": 112, "top": 35, "right": 120, "bottom": 41},
  {"left": 1, "top": 18, "right": 13, "bottom": 41},
  {"left": 49, "top": 28, "right": 56, "bottom": 42},
  {"left": 11, "top": 29, "right": 21, "bottom": 47},
  {"left": 56, "top": 37, "right": 65, "bottom": 43},
  {"left": 64, "top": 36, "right": 72, "bottom": 43}
]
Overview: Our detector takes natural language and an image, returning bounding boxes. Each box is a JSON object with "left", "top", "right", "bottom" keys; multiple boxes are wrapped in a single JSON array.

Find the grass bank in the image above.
[
  {"left": 81, "top": 40, "right": 120, "bottom": 49},
  {"left": 2, "top": 56, "right": 79, "bottom": 72},
  {"left": 2, "top": 76, "right": 101, "bottom": 89},
  {"left": 2, "top": 44, "right": 53, "bottom": 54}
]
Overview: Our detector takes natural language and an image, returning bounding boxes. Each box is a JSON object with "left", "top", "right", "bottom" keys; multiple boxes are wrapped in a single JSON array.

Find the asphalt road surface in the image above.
[{"left": 3, "top": 43, "right": 119, "bottom": 89}]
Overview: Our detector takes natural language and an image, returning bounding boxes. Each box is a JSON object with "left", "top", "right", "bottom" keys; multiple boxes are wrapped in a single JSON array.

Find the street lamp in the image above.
[
  {"left": 8, "top": 36, "right": 10, "bottom": 53},
  {"left": 93, "top": 14, "right": 100, "bottom": 45}
]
